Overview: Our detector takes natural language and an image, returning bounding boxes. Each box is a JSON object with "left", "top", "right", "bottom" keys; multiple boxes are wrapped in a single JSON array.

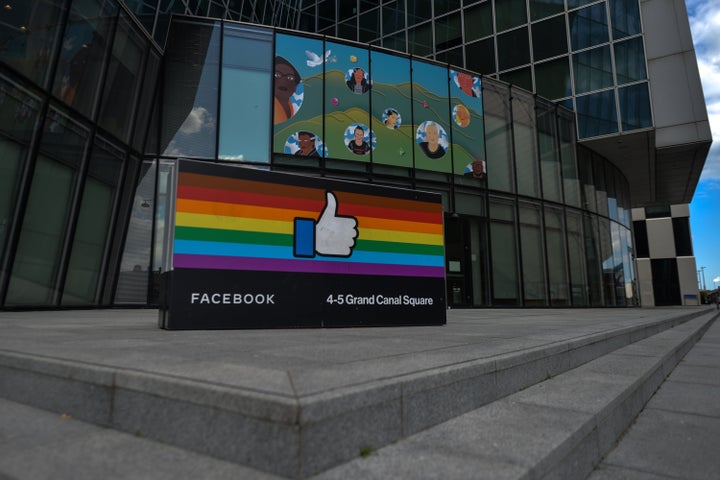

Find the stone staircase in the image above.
[{"left": 0, "top": 308, "right": 716, "bottom": 479}]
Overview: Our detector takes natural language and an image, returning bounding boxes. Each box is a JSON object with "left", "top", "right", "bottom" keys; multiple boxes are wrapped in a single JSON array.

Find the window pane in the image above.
[
  {"left": 520, "top": 203, "right": 546, "bottom": 305},
  {"left": 484, "top": 80, "right": 514, "bottom": 192},
  {"left": 497, "top": 27, "right": 530, "bottom": 70},
  {"left": 611, "top": 222, "right": 626, "bottom": 305},
  {"left": 99, "top": 13, "right": 145, "bottom": 143},
  {"left": 132, "top": 50, "right": 161, "bottom": 153},
  {"left": 576, "top": 90, "right": 618, "bottom": 138},
  {"left": 115, "top": 161, "right": 155, "bottom": 304},
  {"left": 123, "top": 0, "right": 157, "bottom": 35},
  {"left": 435, "top": 12, "right": 462, "bottom": 51},
  {"left": 559, "top": 110, "right": 581, "bottom": 207},
  {"left": 0, "top": 0, "right": 66, "bottom": 88},
  {"left": 219, "top": 24, "right": 272, "bottom": 163},
  {"left": 490, "top": 199, "right": 519, "bottom": 305},
  {"left": 537, "top": 102, "right": 562, "bottom": 202},
  {"left": 495, "top": 0, "right": 527, "bottom": 31},
  {"left": 614, "top": 37, "right": 647, "bottom": 85},
  {"left": 512, "top": 90, "right": 539, "bottom": 197},
  {"left": 535, "top": 57, "right": 571, "bottom": 100},
  {"left": 545, "top": 207, "right": 569, "bottom": 305},
  {"left": 359, "top": 8, "right": 380, "bottom": 43},
  {"left": 619, "top": 83, "right": 652, "bottom": 131},
  {"left": 599, "top": 217, "right": 614, "bottom": 305},
  {"left": 408, "top": 22, "right": 433, "bottom": 56},
  {"left": 161, "top": 20, "right": 221, "bottom": 159},
  {"left": 530, "top": 0, "right": 564, "bottom": 21},
  {"left": 412, "top": 60, "right": 452, "bottom": 173},
  {"left": 52, "top": 0, "right": 118, "bottom": 118},
  {"left": 466, "top": 38, "right": 496, "bottom": 75},
  {"left": 408, "top": 0, "right": 433, "bottom": 23},
  {"left": 532, "top": 16, "right": 568, "bottom": 61},
  {"left": 567, "top": 211, "right": 588, "bottom": 305},
  {"left": 0, "top": 77, "right": 40, "bottom": 258},
  {"left": 499, "top": 67, "right": 532, "bottom": 91},
  {"left": 633, "top": 220, "right": 649, "bottom": 258},
  {"left": 371, "top": 51, "right": 413, "bottom": 168},
  {"left": 383, "top": 2, "right": 406, "bottom": 33},
  {"left": 577, "top": 147, "right": 596, "bottom": 211},
  {"left": 325, "top": 40, "right": 371, "bottom": 164},
  {"left": 672, "top": 217, "right": 693, "bottom": 256},
  {"left": 464, "top": 3, "right": 493, "bottom": 41},
  {"left": 584, "top": 214, "right": 603, "bottom": 305},
  {"left": 273, "top": 33, "right": 324, "bottom": 164},
  {"left": 450, "top": 70, "right": 486, "bottom": 181},
  {"left": 6, "top": 111, "right": 88, "bottom": 305},
  {"left": 573, "top": 46, "right": 613, "bottom": 94},
  {"left": 593, "top": 157, "right": 609, "bottom": 217},
  {"left": 569, "top": 3, "right": 609, "bottom": 51},
  {"left": 610, "top": 0, "right": 641, "bottom": 40},
  {"left": 62, "top": 137, "right": 124, "bottom": 305}
]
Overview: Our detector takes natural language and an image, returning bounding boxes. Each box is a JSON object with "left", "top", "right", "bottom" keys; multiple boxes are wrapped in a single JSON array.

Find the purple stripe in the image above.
[{"left": 173, "top": 254, "right": 445, "bottom": 278}]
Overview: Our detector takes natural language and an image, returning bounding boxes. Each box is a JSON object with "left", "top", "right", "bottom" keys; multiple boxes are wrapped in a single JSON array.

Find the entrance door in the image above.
[{"left": 445, "top": 215, "right": 472, "bottom": 307}]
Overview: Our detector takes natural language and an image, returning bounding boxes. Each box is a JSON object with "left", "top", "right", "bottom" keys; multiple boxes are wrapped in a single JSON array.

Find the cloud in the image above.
[
  {"left": 179, "top": 106, "right": 213, "bottom": 135},
  {"left": 688, "top": 1, "right": 720, "bottom": 181},
  {"left": 714, "top": 276, "right": 720, "bottom": 283}
]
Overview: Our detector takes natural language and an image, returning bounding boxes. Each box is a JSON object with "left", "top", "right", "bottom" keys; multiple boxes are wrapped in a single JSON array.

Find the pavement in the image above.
[{"left": 0, "top": 306, "right": 717, "bottom": 479}]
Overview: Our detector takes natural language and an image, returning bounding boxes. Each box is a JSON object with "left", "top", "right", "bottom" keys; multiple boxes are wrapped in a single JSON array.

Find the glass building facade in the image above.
[
  {"left": 0, "top": 0, "right": 639, "bottom": 310},
  {"left": 296, "top": 0, "right": 652, "bottom": 141}
]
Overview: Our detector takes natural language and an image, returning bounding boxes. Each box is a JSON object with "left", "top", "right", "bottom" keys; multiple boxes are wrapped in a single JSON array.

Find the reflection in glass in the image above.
[
  {"left": 62, "top": 137, "right": 124, "bottom": 305},
  {"left": 537, "top": 101, "right": 562, "bottom": 203},
  {"left": 530, "top": 0, "right": 564, "bottom": 21},
  {"left": 559, "top": 110, "right": 581, "bottom": 207},
  {"left": 409, "top": 22, "right": 433, "bottom": 56},
  {"left": 615, "top": 38, "right": 647, "bottom": 85},
  {"left": 583, "top": 214, "right": 603, "bottom": 305},
  {"left": 0, "top": 78, "right": 39, "bottom": 258},
  {"left": 619, "top": 83, "right": 652, "bottom": 131},
  {"left": 545, "top": 207, "right": 569, "bottom": 305},
  {"left": 520, "top": 203, "right": 546, "bottom": 306},
  {"left": 576, "top": 90, "right": 618, "bottom": 138},
  {"left": 499, "top": 67, "right": 532, "bottom": 92},
  {"left": 484, "top": 81, "right": 514, "bottom": 192},
  {"left": 512, "top": 90, "right": 539, "bottom": 197},
  {"left": 219, "top": 24, "right": 273, "bottom": 163},
  {"left": 115, "top": 161, "right": 156, "bottom": 304},
  {"left": 99, "top": 13, "right": 145, "bottom": 143},
  {"left": 610, "top": 0, "right": 641, "bottom": 39},
  {"left": 52, "top": 0, "right": 117, "bottom": 118},
  {"left": 490, "top": 199, "right": 519, "bottom": 305},
  {"left": 466, "top": 38, "right": 496, "bottom": 75},
  {"left": 573, "top": 46, "right": 613, "bottom": 94},
  {"left": 161, "top": 20, "right": 221, "bottom": 159},
  {"left": 566, "top": 211, "right": 588, "bottom": 305},
  {"left": 6, "top": 111, "right": 88, "bottom": 305},
  {"left": 569, "top": 4, "right": 609, "bottom": 51},
  {"left": 495, "top": 0, "right": 527, "bottom": 32},
  {"left": 464, "top": 3, "right": 493, "bottom": 41},
  {"left": 0, "top": 0, "right": 66, "bottom": 88}
]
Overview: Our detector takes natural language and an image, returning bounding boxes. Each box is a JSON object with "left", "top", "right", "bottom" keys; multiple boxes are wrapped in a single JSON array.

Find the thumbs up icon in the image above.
[{"left": 294, "top": 192, "right": 359, "bottom": 258}]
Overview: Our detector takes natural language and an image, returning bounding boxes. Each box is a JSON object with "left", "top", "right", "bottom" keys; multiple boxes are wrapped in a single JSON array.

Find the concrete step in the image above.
[
  {"left": 0, "top": 308, "right": 713, "bottom": 479},
  {"left": 0, "top": 397, "right": 282, "bottom": 480},
  {"left": 311, "top": 311, "right": 718, "bottom": 480}
]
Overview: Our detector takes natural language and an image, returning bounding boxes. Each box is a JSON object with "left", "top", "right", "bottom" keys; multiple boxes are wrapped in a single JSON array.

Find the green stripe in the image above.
[
  {"left": 355, "top": 239, "right": 444, "bottom": 256},
  {"left": 175, "top": 226, "right": 292, "bottom": 246},
  {"left": 176, "top": 227, "right": 444, "bottom": 256}
]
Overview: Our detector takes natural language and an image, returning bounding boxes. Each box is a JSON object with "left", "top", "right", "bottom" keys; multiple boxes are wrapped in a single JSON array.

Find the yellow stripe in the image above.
[
  {"left": 360, "top": 227, "right": 443, "bottom": 245},
  {"left": 176, "top": 212, "right": 294, "bottom": 234},
  {"left": 176, "top": 214, "right": 444, "bottom": 245}
]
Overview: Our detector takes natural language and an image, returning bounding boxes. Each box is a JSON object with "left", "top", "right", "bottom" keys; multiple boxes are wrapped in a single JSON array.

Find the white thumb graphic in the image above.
[{"left": 315, "top": 192, "right": 358, "bottom": 256}]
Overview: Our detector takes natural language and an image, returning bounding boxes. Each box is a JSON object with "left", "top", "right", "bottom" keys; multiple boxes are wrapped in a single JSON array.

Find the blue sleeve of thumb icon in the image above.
[{"left": 294, "top": 218, "right": 315, "bottom": 258}]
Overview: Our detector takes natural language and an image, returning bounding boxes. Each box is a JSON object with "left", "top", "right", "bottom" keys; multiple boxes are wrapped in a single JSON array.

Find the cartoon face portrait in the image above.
[
  {"left": 453, "top": 104, "right": 471, "bottom": 127},
  {"left": 382, "top": 108, "right": 402, "bottom": 129},
  {"left": 451, "top": 70, "right": 481, "bottom": 98},
  {"left": 464, "top": 160, "right": 486, "bottom": 179},
  {"left": 344, "top": 123, "right": 375, "bottom": 155},
  {"left": 274, "top": 56, "right": 303, "bottom": 124},
  {"left": 416, "top": 121, "right": 449, "bottom": 159},
  {"left": 346, "top": 67, "right": 371, "bottom": 94},
  {"left": 284, "top": 131, "right": 326, "bottom": 158}
]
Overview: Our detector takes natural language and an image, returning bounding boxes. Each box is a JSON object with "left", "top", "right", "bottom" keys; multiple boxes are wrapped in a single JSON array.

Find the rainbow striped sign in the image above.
[{"left": 160, "top": 159, "right": 446, "bottom": 329}]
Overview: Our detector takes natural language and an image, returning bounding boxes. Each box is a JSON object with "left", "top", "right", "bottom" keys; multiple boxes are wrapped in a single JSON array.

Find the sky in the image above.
[{"left": 685, "top": 0, "right": 720, "bottom": 290}]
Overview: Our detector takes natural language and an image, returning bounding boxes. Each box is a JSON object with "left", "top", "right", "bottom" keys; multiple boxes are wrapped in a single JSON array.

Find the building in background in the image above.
[{"left": 0, "top": 0, "right": 710, "bottom": 310}]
